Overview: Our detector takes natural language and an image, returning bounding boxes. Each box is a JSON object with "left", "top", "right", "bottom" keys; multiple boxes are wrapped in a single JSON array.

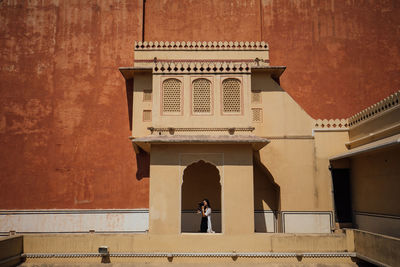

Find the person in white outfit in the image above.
[{"left": 199, "top": 198, "right": 214, "bottom": 233}]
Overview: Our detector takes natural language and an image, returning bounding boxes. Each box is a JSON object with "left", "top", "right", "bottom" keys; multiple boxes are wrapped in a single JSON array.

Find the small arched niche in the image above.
[{"left": 181, "top": 160, "right": 221, "bottom": 233}]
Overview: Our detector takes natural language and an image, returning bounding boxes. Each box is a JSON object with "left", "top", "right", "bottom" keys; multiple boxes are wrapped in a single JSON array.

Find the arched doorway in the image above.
[{"left": 181, "top": 160, "right": 221, "bottom": 233}]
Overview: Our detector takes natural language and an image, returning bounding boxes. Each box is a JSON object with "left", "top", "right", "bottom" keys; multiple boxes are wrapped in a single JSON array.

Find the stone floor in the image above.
[{"left": 19, "top": 264, "right": 363, "bottom": 267}]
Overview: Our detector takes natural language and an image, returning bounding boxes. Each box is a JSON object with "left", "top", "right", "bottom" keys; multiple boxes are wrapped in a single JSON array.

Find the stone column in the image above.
[{"left": 222, "top": 145, "right": 254, "bottom": 235}]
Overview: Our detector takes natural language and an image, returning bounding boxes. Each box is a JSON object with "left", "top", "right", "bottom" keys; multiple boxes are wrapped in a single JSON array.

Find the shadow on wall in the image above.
[
  {"left": 251, "top": 71, "right": 284, "bottom": 92},
  {"left": 253, "top": 153, "right": 281, "bottom": 233},
  {"left": 125, "top": 78, "right": 133, "bottom": 131},
  {"left": 181, "top": 160, "right": 222, "bottom": 233},
  {"left": 124, "top": 77, "right": 150, "bottom": 180},
  {"left": 136, "top": 147, "right": 150, "bottom": 180}
]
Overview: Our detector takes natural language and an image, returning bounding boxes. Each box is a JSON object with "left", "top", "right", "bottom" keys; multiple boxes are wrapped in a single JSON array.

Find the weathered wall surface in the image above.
[
  {"left": 0, "top": 0, "right": 399, "bottom": 209},
  {"left": 145, "top": 0, "right": 400, "bottom": 118},
  {"left": 0, "top": 0, "right": 149, "bottom": 209}
]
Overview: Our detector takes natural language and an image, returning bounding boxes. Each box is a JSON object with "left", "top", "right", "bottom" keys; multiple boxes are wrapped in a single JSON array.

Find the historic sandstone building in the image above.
[
  {"left": 119, "top": 40, "right": 399, "bottom": 238},
  {"left": 120, "top": 40, "right": 343, "bottom": 235},
  {"left": 0, "top": 1, "right": 399, "bottom": 266},
  {"left": 1, "top": 40, "right": 398, "bottom": 266}
]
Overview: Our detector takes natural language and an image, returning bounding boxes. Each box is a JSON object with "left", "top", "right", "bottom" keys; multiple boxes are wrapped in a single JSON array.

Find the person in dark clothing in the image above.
[{"left": 198, "top": 199, "right": 213, "bottom": 233}]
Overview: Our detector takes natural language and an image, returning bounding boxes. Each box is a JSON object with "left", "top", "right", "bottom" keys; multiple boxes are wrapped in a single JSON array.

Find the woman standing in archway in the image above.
[{"left": 199, "top": 199, "right": 214, "bottom": 233}]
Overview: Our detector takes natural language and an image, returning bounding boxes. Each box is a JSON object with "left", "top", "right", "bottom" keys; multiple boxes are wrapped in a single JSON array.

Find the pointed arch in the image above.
[{"left": 181, "top": 160, "right": 222, "bottom": 233}]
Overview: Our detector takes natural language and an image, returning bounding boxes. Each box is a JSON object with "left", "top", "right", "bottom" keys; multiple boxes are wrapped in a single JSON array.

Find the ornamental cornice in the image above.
[
  {"left": 153, "top": 61, "right": 255, "bottom": 74},
  {"left": 23, "top": 252, "right": 356, "bottom": 258},
  {"left": 314, "top": 90, "right": 400, "bottom": 130},
  {"left": 313, "top": 119, "right": 349, "bottom": 129},
  {"left": 147, "top": 127, "right": 255, "bottom": 135},
  {"left": 135, "top": 41, "right": 268, "bottom": 50},
  {"left": 348, "top": 90, "right": 399, "bottom": 127}
]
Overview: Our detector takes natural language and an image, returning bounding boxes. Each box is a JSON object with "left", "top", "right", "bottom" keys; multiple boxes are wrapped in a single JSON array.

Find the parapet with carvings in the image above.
[
  {"left": 134, "top": 41, "right": 269, "bottom": 50},
  {"left": 313, "top": 119, "right": 349, "bottom": 130},
  {"left": 348, "top": 90, "right": 399, "bottom": 128}
]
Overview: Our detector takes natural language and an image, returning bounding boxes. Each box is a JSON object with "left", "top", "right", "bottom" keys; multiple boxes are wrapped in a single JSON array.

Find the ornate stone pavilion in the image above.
[{"left": 119, "top": 41, "right": 347, "bottom": 236}]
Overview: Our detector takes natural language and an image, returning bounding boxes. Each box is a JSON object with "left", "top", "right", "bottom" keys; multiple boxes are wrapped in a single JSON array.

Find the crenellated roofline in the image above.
[
  {"left": 133, "top": 41, "right": 271, "bottom": 70},
  {"left": 134, "top": 41, "right": 269, "bottom": 51},
  {"left": 348, "top": 90, "right": 399, "bottom": 127},
  {"left": 313, "top": 119, "right": 349, "bottom": 130},
  {"left": 313, "top": 90, "right": 400, "bottom": 130}
]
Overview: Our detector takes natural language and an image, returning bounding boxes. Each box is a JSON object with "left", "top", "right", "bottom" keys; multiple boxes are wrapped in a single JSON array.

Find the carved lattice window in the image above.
[
  {"left": 252, "top": 108, "right": 262, "bottom": 122},
  {"left": 222, "top": 78, "right": 241, "bottom": 113},
  {"left": 162, "top": 78, "right": 182, "bottom": 114},
  {"left": 192, "top": 79, "right": 211, "bottom": 114}
]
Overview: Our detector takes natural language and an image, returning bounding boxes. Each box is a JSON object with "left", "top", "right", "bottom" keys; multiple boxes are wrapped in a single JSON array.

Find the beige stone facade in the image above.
[
  {"left": 330, "top": 91, "right": 400, "bottom": 237},
  {"left": 119, "top": 41, "right": 353, "bottom": 236}
]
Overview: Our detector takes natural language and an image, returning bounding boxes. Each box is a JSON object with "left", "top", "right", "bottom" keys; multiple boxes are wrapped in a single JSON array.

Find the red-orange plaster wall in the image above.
[
  {"left": 145, "top": 0, "right": 400, "bottom": 118},
  {"left": 0, "top": 0, "right": 148, "bottom": 209},
  {"left": 0, "top": 0, "right": 399, "bottom": 209}
]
